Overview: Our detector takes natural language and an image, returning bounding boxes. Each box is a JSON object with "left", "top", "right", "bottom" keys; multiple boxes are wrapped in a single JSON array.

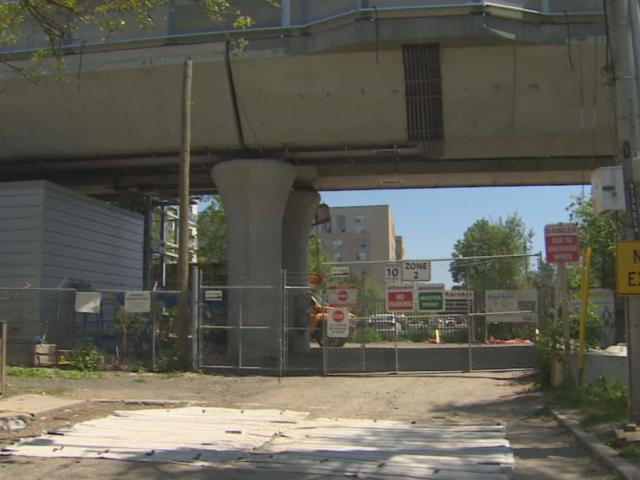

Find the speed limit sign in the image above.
[{"left": 385, "top": 263, "right": 401, "bottom": 282}]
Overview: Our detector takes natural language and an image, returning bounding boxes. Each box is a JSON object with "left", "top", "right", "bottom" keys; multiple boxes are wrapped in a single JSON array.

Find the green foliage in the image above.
[
  {"left": 620, "top": 444, "right": 640, "bottom": 460},
  {"left": 197, "top": 196, "right": 227, "bottom": 270},
  {"left": 440, "top": 329, "right": 468, "bottom": 343},
  {"left": 72, "top": 343, "right": 104, "bottom": 371},
  {"left": 450, "top": 213, "right": 533, "bottom": 294},
  {"left": 549, "top": 377, "right": 628, "bottom": 427},
  {"left": 353, "top": 327, "right": 381, "bottom": 344},
  {"left": 309, "top": 236, "right": 331, "bottom": 281},
  {"left": 567, "top": 194, "right": 619, "bottom": 289},
  {"left": 535, "top": 317, "right": 563, "bottom": 385},
  {"left": 8, "top": 366, "right": 102, "bottom": 380},
  {"left": 0, "top": 1, "right": 278, "bottom": 75}
]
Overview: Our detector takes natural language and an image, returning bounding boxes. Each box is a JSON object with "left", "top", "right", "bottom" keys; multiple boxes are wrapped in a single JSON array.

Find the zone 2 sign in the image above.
[{"left": 402, "top": 260, "right": 431, "bottom": 281}]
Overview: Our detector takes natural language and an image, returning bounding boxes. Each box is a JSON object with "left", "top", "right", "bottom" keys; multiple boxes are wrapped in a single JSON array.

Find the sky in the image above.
[{"left": 321, "top": 185, "right": 589, "bottom": 284}]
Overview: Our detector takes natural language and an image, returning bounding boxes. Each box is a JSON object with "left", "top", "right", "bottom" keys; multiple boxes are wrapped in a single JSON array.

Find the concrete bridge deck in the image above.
[{"left": 0, "top": 1, "right": 613, "bottom": 196}]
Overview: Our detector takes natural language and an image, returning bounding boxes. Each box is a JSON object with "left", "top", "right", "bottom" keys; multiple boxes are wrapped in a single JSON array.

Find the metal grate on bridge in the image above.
[{"left": 402, "top": 43, "right": 444, "bottom": 156}]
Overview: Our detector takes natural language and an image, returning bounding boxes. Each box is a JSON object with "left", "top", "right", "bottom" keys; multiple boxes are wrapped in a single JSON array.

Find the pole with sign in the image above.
[{"left": 545, "top": 223, "right": 580, "bottom": 381}]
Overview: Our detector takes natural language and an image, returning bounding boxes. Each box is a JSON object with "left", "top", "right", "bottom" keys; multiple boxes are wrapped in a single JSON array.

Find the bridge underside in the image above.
[
  {"left": 0, "top": 154, "right": 612, "bottom": 198},
  {"left": 0, "top": 2, "right": 615, "bottom": 197}
]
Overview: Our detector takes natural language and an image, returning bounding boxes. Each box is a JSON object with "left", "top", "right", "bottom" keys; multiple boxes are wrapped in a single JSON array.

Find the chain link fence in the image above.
[
  {"left": 319, "top": 254, "right": 542, "bottom": 374},
  {"left": 0, "top": 287, "right": 181, "bottom": 369},
  {"left": 194, "top": 255, "right": 542, "bottom": 375}
]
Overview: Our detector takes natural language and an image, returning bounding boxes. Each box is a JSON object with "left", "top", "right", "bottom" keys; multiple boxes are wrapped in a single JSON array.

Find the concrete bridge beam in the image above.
[
  {"left": 211, "top": 159, "right": 296, "bottom": 364},
  {"left": 282, "top": 190, "right": 320, "bottom": 353}
]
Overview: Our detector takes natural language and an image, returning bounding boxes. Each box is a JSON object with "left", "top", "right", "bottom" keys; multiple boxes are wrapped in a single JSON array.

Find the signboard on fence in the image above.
[
  {"left": 124, "top": 291, "right": 151, "bottom": 313},
  {"left": 385, "top": 263, "right": 401, "bottom": 282},
  {"left": 204, "top": 289, "right": 223, "bottom": 302},
  {"left": 330, "top": 266, "right": 350, "bottom": 278},
  {"left": 402, "top": 260, "right": 432, "bottom": 281},
  {"left": 444, "top": 290, "right": 474, "bottom": 315},
  {"left": 74, "top": 292, "right": 102, "bottom": 314},
  {"left": 545, "top": 223, "right": 580, "bottom": 263},
  {"left": 416, "top": 283, "right": 445, "bottom": 312},
  {"left": 569, "top": 288, "right": 616, "bottom": 348},
  {"left": 485, "top": 289, "right": 538, "bottom": 323},
  {"left": 327, "top": 308, "right": 350, "bottom": 338},
  {"left": 386, "top": 283, "right": 415, "bottom": 312},
  {"left": 327, "top": 285, "right": 359, "bottom": 307}
]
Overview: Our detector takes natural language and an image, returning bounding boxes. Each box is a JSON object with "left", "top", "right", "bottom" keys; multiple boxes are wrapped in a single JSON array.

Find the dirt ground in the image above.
[{"left": 0, "top": 370, "right": 616, "bottom": 479}]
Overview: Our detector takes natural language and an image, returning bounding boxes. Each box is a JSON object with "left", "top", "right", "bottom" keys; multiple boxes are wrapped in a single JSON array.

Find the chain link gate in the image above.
[
  {"left": 195, "top": 255, "right": 542, "bottom": 375},
  {"left": 320, "top": 254, "right": 542, "bottom": 374}
]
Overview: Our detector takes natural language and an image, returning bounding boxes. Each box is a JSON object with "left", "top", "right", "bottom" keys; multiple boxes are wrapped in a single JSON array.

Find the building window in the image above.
[
  {"left": 354, "top": 215, "right": 366, "bottom": 225},
  {"left": 357, "top": 238, "right": 367, "bottom": 249},
  {"left": 333, "top": 251, "right": 343, "bottom": 261},
  {"left": 332, "top": 239, "right": 343, "bottom": 248},
  {"left": 357, "top": 251, "right": 367, "bottom": 261},
  {"left": 355, "top": 226, "right": 366, "bottom": 234},
  {"left": 336, "top": 215, "right": 347, "bottom": 233}
]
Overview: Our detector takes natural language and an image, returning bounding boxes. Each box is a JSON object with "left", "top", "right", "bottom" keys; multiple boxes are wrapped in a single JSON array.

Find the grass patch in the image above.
[
  {"left": 160, "top": 372, "right": 183, "bottom": 380},
  {"left": 620, "top": 443, "right": 640, "bottom": 461},
  {"left": 548, "top": 377, "right": 628, "bottom": 427},
  {"left": 8, "top": 366, "right": 102, "bottom": 380},
  {"left": 132, "top": 377, "right": 147, "bottom": 383}
]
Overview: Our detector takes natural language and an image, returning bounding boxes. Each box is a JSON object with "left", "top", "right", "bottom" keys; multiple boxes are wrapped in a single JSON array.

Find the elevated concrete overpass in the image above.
[
  {"left": 0, "top": 1, "right": 618, "bottom": 358},
  {"left": 0, "top": 0, "right": 613, "bottom": 196}
]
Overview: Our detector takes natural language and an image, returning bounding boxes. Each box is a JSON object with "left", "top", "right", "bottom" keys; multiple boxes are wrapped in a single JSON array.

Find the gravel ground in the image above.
[{"left": 0, "top": 370, "right": 616, "bottom": 479}]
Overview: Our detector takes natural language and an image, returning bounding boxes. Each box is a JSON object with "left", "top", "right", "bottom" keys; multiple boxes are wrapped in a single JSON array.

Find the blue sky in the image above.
[{"left": 321, "top": 185, "right": 588, "bottom": 284}]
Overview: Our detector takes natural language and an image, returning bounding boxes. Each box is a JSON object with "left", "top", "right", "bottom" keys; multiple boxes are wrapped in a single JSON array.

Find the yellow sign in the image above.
[{"left": 616, "top": 241, "right": 640, "bottom": 295}]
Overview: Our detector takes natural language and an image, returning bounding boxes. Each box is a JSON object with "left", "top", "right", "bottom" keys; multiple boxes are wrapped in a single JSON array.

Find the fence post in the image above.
[
  {"left": 280, "top": 269, "right": 287, "bottom": 378},
  {"left": 467, "top": 316, "right": 473, "bottom": 373},
  {"left": 0, "top": 322, "right": 6, "bottom": 396},
  {"left": 238, "top": 303, "right": 243, "bottom": 369},
  {"left": 322, "top": 319, "right": 328, "bottom": 375},
  {"left": 394, "top": 320, "right": 399, "bottom": 374},
  {"left": 151, "top": 293, "right": 156, "bottom": 371},
  {"left": 190, "top": 266, "right": 200, "bottom": 371}
]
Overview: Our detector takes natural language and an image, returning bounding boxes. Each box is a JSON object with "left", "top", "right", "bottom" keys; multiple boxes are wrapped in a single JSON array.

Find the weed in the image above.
[
  {"left": 620, "top": 444, "right": 640, "bottom": 461},
  {"left": 549, "top": 377, "right": 628, "bottom": 427},
  {"left": 72, "top": 343, "right": 104, "bottom": 371},
  {"left": 132, "top": 377, "right": 147, "bottom": 383},
  {"left": 8, "top": 367, "right": 102, "bottom": 380},
  {"left": 161, "top": 372, "right": 183, "bottom": 380}
]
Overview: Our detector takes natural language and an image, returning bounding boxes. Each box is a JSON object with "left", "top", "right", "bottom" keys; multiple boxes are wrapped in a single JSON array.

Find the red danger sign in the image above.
[
  {"left": 332, "top": 310, "right": 345, "bottom": 322},
  {"left": 386, "top": 284, "right": 415, "bottom": 312},
  {"left": 337, "top": 290, "right": 349, "bottom": 302},
  {"left": 545, "top": 223, "right": 580, "bottom": 264}
]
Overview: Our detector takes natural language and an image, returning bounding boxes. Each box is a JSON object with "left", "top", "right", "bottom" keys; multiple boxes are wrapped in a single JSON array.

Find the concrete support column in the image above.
[
  {"left": 212, "top": 159, "right": 296, "bottom": 365},
  {"left": 282, "top": 190, "right": 320, "bottom": 353}
]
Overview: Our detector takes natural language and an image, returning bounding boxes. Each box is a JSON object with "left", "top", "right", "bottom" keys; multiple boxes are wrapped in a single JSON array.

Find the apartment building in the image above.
[{"left": 317, "top": 205, "right": 404, "bottom": 288}]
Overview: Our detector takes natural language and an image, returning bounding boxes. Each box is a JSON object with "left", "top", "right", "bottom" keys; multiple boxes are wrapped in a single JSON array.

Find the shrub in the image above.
[
  {"left": 72, "top": 344, "right": 104, "bottom": 371},
  {"left": 353, "top": 327, "right": 381, "bottom": 344}
]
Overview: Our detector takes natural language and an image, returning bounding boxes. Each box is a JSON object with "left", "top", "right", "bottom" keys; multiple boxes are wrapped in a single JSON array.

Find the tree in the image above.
[
  {"left": 0, "top": 1, "right": 277, "bottom": 76},
  {"left": 567, "top": 194, "right": 619, "bottom": 290},
  {"left": 450, "top": 214, "right": 534, "bottom": 296},
  {"left": 197, "top": 195, "right": 227, "bottom": 271}
]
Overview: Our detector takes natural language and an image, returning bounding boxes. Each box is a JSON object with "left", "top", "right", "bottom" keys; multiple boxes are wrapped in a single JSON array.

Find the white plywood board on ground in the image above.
[{"left": 2, "top": 407, "right": 514, "bottom": 479}]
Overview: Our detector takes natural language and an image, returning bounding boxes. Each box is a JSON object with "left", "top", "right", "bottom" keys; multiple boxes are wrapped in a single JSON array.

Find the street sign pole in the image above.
[{"left": 606, "top": 0, "right": 640, "bottom": 422}]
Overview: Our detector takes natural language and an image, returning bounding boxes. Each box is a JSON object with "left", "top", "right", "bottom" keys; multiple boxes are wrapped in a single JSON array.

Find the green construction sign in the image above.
[{"left": 418, "top": 291, "right": 444, "bottom": 312}]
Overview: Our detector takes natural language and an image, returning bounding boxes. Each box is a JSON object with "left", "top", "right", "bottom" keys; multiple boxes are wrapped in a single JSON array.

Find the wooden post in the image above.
[
  {"left": 558, "top": 263, "right": 571, "bottom": 382},
  {"left": 176, "top": 58, "right": 193, "bottom": 370}
]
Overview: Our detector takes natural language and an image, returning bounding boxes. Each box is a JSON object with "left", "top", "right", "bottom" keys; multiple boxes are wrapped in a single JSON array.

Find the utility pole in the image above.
[
  {"left": 177, "top": 58, "right": 193, "bottom": 370},
  {"left": 606, "top": 0, "right": 640, "bottom": 422}
]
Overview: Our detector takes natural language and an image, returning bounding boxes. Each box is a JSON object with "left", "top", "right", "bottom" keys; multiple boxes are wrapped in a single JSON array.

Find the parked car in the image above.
[{"left": 367, "top": 314, "right": 402, "bottom": 339}]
